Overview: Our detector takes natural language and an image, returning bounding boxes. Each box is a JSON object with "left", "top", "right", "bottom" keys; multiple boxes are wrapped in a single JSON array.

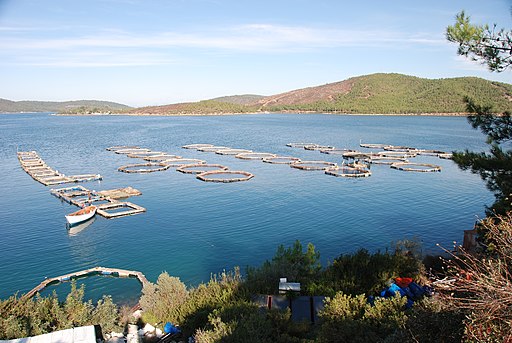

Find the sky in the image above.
[{"left": 0, "top": 0, "right": 511, "bottom": 107}]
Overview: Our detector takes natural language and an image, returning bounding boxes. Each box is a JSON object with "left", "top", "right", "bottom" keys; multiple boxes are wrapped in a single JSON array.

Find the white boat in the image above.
[{"left": 65, "top": 205, "right": 97, "bottom": 226}]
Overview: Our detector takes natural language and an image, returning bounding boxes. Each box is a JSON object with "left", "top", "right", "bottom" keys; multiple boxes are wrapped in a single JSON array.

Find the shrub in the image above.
[
  {"left": 317, "top": 239, "right": 424, "bottom": 297},
  {"left": 318, "top": 292, "right": 408, "bottom": 342}
]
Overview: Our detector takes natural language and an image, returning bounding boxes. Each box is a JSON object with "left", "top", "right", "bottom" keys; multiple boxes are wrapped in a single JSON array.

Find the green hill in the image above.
[
  {"left": 259, "top": 73, "right": 512, "bottom": 114},
  {"left": 210, "top": 94, "right": 265, "bottom": 105},
  {"left": 132, "top": 73, "right": 512, "bottom": 115},
  {"left": 0, "top": 99, "right": 132, "bottom": 113}
]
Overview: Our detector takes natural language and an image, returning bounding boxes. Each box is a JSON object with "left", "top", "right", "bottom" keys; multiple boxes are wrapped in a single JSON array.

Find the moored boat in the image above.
[{"left": 65, "top": 205, "right": 97, "bottom": 226}]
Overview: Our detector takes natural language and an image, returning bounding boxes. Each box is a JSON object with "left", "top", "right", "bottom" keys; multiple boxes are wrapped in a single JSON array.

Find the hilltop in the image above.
[
  {"left": 0, "top": 99, "right": 132, "bottom": 114},
  {"left": 131, "top": 73, "right": 512, "bottom": 115}
]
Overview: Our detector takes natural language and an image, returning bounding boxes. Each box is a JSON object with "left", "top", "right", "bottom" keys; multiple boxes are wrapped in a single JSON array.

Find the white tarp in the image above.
[{"left": 0, "top": 325, "right": 97, "bottom": 343}]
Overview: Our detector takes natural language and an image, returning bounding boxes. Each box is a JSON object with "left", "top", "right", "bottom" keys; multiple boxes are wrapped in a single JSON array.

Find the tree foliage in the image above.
[
  {"left": 452, "top": 97, "right": 512, "bottom": 215},
  {"left": 447, "top": 11, "right": 512, "bottom": 72},
  {"left": 0, "top": 281, "right": 121, "bottom": 340}
]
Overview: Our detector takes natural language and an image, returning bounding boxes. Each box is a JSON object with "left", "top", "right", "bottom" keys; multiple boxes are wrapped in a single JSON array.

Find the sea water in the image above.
[{"left": 0, "top": 113, "right": 493, "bottom": 304}]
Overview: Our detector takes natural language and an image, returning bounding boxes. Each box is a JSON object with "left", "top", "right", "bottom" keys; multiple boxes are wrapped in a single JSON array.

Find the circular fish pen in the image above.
[
  {"left": 321, "top": 148, "right": 355, "bottom": 155},
  {"left": 342, "top": 151, "right": 374, "bottom": 159},
  {"left": 286, "top": 143, "right": 317, "bottom": 148},
  {"left": 143, "top": 154, "right": 182, "bottom": 162},
  {"left": 197, "top": 146, "right": 229, "bottom": 152},
  {"left": 176, "top": 164, "right": 229, "bottom": 174},
  {"left": 304, "top": 145, "right": 335, "bottom": 151},
  {"left": 118, "top": 163, "right": 169, "bottom": 173},
  {"left": 417, "top": 149, "right": 446, "bottom": 156},
  {"left": 215, "top": 149, "right": 253, "bottom": 155},
  {"left": 369, "top": 157, "right": 408, "bottom": 165},
  {"left": 115, "top": 148, "right": 151, "bottom": 155},
  {"left": 359, "top": 143, "right": 390, "bottom": 149},
  {"left": 383, "top": 145, "right": 419, "bottom": 153},
  {"left": 127, "top": 151, "right": 165, "bottom": 158},
  {"left": 390, "top": 162, "right": 442, "bottom": 172},
  {"left": 262, "top": 156, "right": 301, "bottom": 164},
  {"left": 162, "top": 158, "right": 206, "bottom": 167},
  {"left": 196, "top": 170, "right": 254, "bottom": 183},
  {"left": 438, "top": 153, "right": 453, "bottom": 159},
  {"left": 235, "top": 152, "right": 277, "bottom": 160},
  {"left": 290, "top": 160, "right": 337, "bottom": 171},
  {"left": 182, "top": 143, "right": 214, "bottom": 150},
  {"left": 325, "top": 166, "right": 371, "bottom": 178},
  {"left": 106, "top": 146, "right": 140, "bottom": 152},
  {"left": 377, "top": 151, "right": 416, "bottom": 158}
]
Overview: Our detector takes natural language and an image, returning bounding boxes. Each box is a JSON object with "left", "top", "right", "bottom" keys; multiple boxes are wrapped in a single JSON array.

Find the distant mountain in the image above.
[
  {"left": 0, "top": 99, "right": 132, "bottom": 113},
  {"left": 132, "top": 73, "right": 512, "bottom": 115},
  {"left": 210, "top": 94, "right": 265, "bottom": 105}
]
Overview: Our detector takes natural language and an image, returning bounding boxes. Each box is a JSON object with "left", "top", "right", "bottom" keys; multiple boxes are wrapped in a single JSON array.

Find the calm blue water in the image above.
[{"left": 0, "top": 113, "right": 493, "bottom": 305}]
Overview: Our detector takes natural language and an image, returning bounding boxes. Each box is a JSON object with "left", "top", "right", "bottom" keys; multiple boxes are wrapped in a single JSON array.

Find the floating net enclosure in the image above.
[
  {"left": 118, "top": 163, "right": 170, "bottom": 173},
  {"left": 286, "top": 143, "right": 317, "bottom": 148},
  {"left": 369, "top": 156, "right": 408, "bottom": 165},
  {"left": 383, "top": 145, "right": 419, "bottom": 153},
  {"left": 106, "top": 146, "right": 140, "bottom": 152},
  {"left": 438, "top": 153, "right": 453, "bottom": 159},
  {"left": 321, "top": 148, "right": 355, "bottom": 155},
  {"left": 235, "top": 152, "right": 277, "bottom": 160},
  {"left": 196, "top": 170, "right": 254, "bottom": 183},
  {"left": 342, "top": 151, "right": 373, "bottom": 159},
  {"left": 197, "top": 146, "right": 229, "bottom": 152},
  {"left": 304, "top": 145, "right": 335, "bottom": 151},
  {"left": 390, "top": 162, "right": 441, "bottom": 172},
  {"left": 115, "top": 148, "right": 151, "bottom": 155},
  {"left": 176, "top": 164, "right": 228, "bottom": 174},
  {"left": 359, "top": 143, "right": 390, "bottom": 149},
  {"left": 263, "top": 156, "right": 301, "bottom": 164},
  {"left": 417, "top": 149, "right": 446, "bottom": 156},
  {"left": 162, "top": 158, "right": 206, "bottom": 167},
  {"left": 143, "top": 154, "right": 182, "bottom": 162},
  {"left": 182, "top": 143, "right": 214, "bottom": 150},
  {"left": 325, "top": 166, "right": 371, "bottom": 178},
  {"left": 290, "top": 160, "right": 337, "bottom": 171},
  {"left": 377, "top": 151, "right": 416, "bottom": 158},
  {"left": 127, "top": 151, "right": 165, "bottom": 158},
  {"left": 215, "top": 148, "right": 253, "bottom": 155}
]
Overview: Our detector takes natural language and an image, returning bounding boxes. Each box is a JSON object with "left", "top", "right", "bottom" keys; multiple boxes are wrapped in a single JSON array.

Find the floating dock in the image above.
[
  {"left": 17, "top": 151, "right": 102, "bottom": 186},
  {"left": 51, "top": 185, "right": 146, "bottom": 219},
  {"left": 22, "top": 266, "right": 150, "bottom": 300}
]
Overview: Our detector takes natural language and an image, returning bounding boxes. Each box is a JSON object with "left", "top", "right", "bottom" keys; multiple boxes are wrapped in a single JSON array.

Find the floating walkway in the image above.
[
  {"left": 22, "top": 266, "right": 150, "bottom": 300},
  {"left": 17, "top": 151, "right": 102, "bottom": 186},
  {"left": 51, "top": 185, "right": 146, "bottom": 219}
]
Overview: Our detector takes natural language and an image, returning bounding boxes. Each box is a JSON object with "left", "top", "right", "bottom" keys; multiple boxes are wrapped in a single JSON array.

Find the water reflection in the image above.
[{"left": 67, "top": 217, "right": 95, "bottom": 236}]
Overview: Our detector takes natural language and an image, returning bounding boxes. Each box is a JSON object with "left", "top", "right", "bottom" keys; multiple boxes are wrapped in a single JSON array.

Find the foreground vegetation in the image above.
[{"left": 0, "top": 239, "right": 468, "bottom": 342}]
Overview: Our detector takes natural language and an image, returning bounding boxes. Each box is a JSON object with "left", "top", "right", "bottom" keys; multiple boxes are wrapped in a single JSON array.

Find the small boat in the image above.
[{"left": 65, "top": 205, "right": 97, "bottom": 226}]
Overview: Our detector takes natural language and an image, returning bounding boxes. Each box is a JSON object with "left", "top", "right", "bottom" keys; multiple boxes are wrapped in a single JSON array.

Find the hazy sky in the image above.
[{"left": 1, "top": 0, "right": 511, "bottom": 107}]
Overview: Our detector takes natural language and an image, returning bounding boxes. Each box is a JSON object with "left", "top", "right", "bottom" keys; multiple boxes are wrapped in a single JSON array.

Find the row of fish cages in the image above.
[
  {"left": 108, "top": 145, "right": 254, "bottom": 183},
  {"left": 181, "top": 144, "right": 372, "bottom": 178},
  {"left": 17, "top": 151, "right": 102, "bottom": 186},
  {"left": 286, "top": 142, "right": 445, "bottom": 173}
]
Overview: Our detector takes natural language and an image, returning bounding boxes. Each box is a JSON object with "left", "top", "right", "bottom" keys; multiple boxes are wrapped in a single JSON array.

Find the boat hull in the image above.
[{"left": 66, "top": 206, "right": 97, "bottom": 226}]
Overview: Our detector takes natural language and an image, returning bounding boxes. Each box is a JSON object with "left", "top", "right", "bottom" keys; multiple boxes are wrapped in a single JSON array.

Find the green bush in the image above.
[{"left": 318, "top": 292, "right": 408, "bottom": 343}]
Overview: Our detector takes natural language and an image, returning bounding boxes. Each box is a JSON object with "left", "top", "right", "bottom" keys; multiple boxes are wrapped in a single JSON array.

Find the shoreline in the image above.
[{"left": 52, "top": 111, "right": 470, "bottom": 117}]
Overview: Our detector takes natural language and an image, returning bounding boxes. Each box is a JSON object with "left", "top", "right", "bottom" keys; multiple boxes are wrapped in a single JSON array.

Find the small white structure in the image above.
[
  {"left": 0, "top": 325, "right": 99, "bottom": 343},
  {"left": 279, "top": 277, "right": 301, "bottom": 294}
]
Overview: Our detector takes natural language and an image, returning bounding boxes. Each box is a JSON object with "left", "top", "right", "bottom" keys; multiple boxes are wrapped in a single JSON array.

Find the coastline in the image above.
[{"left": 52, "top": 111, "right": 470, "bottom": 117}]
